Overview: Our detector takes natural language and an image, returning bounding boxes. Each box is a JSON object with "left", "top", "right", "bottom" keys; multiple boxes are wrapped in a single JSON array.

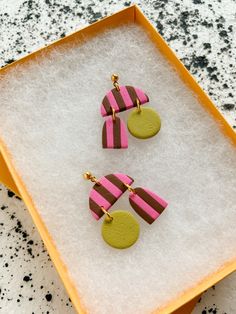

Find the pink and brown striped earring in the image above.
[
  {"left": 125, "top": 183, "right": 168, "bottom": 225},
  {"left": 100, "top": 74, "right": 161, "bottom": 149},
  {"left": 83, "top": 171, "right": 140, "bottom": 249},
  {"left": 83, "top": 171, "right": 168, "bottom": 249}
]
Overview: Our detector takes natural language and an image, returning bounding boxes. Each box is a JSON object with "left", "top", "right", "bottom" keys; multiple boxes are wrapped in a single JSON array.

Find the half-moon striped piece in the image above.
[
  {"left": 102, "top": 116, "right": 128, "bottom": 149},
  {"left": 100, "top": 85, "right": 149, "bottom": 117},
  {"left": 89, "top": 173, "right": 134, "bottom": 220},
  {"left": 129, "top": 187, "right": 168, "bottom": 224}
]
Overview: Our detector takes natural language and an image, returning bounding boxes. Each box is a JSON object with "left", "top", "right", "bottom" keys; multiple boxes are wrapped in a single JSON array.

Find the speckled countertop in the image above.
[{"left": 0, "top": 1, "right": 235, "bottom": 313}]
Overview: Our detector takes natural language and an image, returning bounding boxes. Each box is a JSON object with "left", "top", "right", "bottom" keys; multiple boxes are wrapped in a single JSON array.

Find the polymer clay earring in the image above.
[
  {"left": 83, "top": 171, "right": 168, "bottom": 249},
  {"left": 100, "top": 74, "right": 161, "bottom": 148},
  {"left": 125, "top": 183, "right": 168, "bottom": 224},
  {"left": 83, "top": 171, "right": 140, "bottom": 249}
]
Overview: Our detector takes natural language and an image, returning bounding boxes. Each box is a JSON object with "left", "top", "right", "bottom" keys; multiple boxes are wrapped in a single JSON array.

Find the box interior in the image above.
[{"left": 0, "top": 23, "right": 236, "bottom": 314}]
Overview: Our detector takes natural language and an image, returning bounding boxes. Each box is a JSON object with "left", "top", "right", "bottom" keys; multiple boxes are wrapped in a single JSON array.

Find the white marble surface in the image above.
[{"left": 0, "top": 1, "right": 235, "bottom": 313}]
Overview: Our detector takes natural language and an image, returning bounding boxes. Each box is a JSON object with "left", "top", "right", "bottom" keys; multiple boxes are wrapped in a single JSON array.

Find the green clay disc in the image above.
[
  {"left": 127, "top": 107, "right": 161, "bottom": 139},
  {"left": 102, "top": 210, "right": 140, "bottom": 249}
]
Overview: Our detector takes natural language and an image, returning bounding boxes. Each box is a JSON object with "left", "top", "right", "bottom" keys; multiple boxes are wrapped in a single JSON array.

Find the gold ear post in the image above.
[
  {"left": 101, "top": 206, "right": 113, "bottom": 222},
  {"left": 111, "top": 74, "right": 120, "bottom": 91},
  {"left": 136, "top": 98, "right": 141, "bottom": 113},
  {"left": 83, "top": 172, "right": 100, "bottom": 185}
]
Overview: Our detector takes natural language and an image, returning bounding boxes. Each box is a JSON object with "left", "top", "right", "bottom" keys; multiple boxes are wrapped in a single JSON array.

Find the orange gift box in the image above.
[{"left": 0, "top": 5, "right": 235, "bottom": 314}]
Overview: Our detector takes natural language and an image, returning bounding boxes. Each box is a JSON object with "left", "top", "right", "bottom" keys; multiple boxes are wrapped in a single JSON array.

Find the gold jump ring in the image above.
[
  {"left": 111, "top": 74, "right": 120, "bottom": 91},
  {"left": 101, "top": 206, "right": 113, "bottom": 222},
  {"left": 112, "top": 107, "right": 116, "bottom": 121},
  {"left": 124, "top": 183, "right": 136, "bottom": 194},
  {"left": 136, "top": 98, "right": 141, "bottom": 113}
]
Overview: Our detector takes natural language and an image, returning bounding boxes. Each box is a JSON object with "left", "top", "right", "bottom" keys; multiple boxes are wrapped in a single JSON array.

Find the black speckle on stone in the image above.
[
  {"left": 23, "top": 275, "right": 31, "bottom": 282},
  {"left": 206, "top": 66, "right": 217, "bottom": 74},
  {"left": 192, "top": 56, "right": 209, "bottom": 68},
  {"left": 217, "top": 23, "right": 223, "bottom": 29},
  {"left": 22, "top": 231, "right": 28, "bottom": 238},
  {"left": 27, "top": 247, "right": 33, "bottom": 256},
  {"left": 59, "top": 5, "right": 71, "bottom": 14},
  {"left": 220, "top": 46, "right": 228, "bottom": 53},
  {"left": 45, "top": 293, "right": 52, "bottom": 301},
  {"left": 158, "top": 11, "right": 164, "bottom": 20},
  {"left": 153, "top": 0, "right": 168, "bottom": 9},
  {"left": 219, "top": 30, "right": 228, "bottom": 37},
  {"left": 216, "top": 16, "right": 225, "bottom": 23},
  {"left": 5, "top": 59, "right": 15, "bottom": 65},
  {"left": 211, "top": 307, "right": 218, "bottom": 314},
  {"left": 223, "top": 104, "right": 234, "bottom": 110},
  {"left": 168, "top": 34, "right": 178, "bottom": 41},
  {"left": 172, "top": 18, "right": 178, "bottom": 26},
  {"left": 156, "top": 20, "right": 164, "bottom": 35},
  {"left": 124, "top": 1, "right": 131, "bottom": 6},
  {"left": 203, "top": 43, "right": 211, "bottom": 49},
  {"left": 193, "top": 0, "right": 203, "bottom": 4},
  {"left": 92, "top": 12, "right": 102, "bottom": 20},
  {"left": 202, "top": 20, "right": 213, "bottom": 28},
  {"left": 7, "top": 190, "right": 15, "bottom": 198},
  {"left": 210, "top": 74, "right": 219, "bottom": 82},
  {"left": 179, "top": 11, "right": 190, "bottom": 34}
]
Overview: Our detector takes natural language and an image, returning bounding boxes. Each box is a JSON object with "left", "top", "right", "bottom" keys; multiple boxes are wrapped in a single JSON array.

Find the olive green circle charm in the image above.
[
  {"left": 127, "top": 107, "right": 161, "bottom": 139},
  {"left": 101, "top": 210, "right": 140, "bottom": 249}
]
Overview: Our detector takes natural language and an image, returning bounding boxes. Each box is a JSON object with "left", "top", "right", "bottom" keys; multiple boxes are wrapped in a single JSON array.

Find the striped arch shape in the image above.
[
  {"left": 102, "top": 116, "right": 128, "bottom": 149},
  {"left": 100, "top": 85, "right": 149, "bottom": 117},
  {"left": 89, "top": 173, "right": 134, "bottom": 220},
  {"left": 129, "top": 187, "right": 168, "bottom": 224}
]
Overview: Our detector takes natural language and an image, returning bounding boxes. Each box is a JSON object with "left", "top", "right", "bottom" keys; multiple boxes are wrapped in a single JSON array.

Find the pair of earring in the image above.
[
  {"left": 101, "top": 74, "right": 161, "bottom": 149},
  {"left": 84, "top": 171, "right": 168, "bottom": 249}
]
